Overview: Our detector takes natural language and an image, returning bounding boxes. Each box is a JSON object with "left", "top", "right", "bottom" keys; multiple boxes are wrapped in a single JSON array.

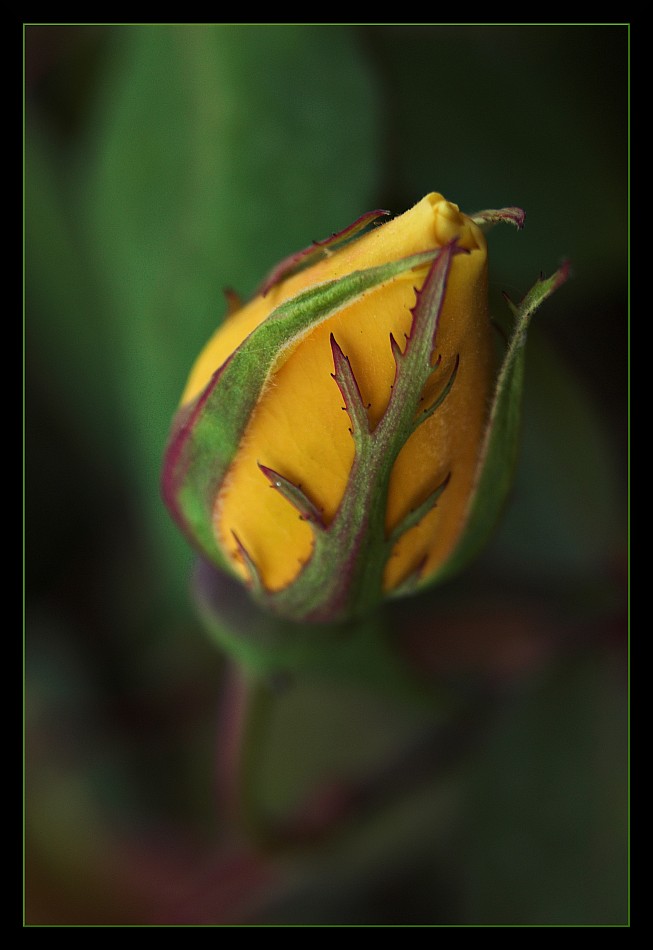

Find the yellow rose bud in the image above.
[{"left": 162, "top": 193, "right": 560, "bottom": 622}]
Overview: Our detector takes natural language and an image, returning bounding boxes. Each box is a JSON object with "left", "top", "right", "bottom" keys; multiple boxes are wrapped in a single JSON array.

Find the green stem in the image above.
[
  {"left": 221, "top": 671, "right": 276, "bottom": 845},
  {"left": 223, "top": 665, "right": 496, "bottom": 854}
]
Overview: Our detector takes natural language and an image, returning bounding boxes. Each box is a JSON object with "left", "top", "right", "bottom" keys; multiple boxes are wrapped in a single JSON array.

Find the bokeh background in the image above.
[{"left": 25, "top": 24, "right": 628, "bottom": 925}]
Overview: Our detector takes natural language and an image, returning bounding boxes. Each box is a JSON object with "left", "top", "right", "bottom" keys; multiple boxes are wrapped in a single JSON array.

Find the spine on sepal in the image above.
[
  {"left": 232, "top": 531, "right": 265, "bottom": 596},
  {"left": 390, "top": 555, "right": 429, "bottom": 598},
  {"left": 412, "top": 354, "right": 460, "bottom": 434},
  {"left": 388, "top": 473, "right": 451, "bottom": 547},
  {"left": 258, "top": 463, "right": 325, "bottom": 528},
  {"left": 330, "top": 333, "right": 370, "bottom": 440}
]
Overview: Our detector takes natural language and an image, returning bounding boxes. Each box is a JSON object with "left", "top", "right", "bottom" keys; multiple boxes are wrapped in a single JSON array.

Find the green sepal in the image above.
[
  {"left": 257, "top": 209, "right": 390, "bottom": 297},
  {"left": 251, "top": 243, "right": 460, "bottom": 622},
  {"left": 420, "top": 261, "right": 571, "bottom": 589}
]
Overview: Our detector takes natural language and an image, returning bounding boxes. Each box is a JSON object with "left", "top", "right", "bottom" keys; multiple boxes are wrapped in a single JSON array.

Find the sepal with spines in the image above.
[{"left": 239, "top": 241, "right": 462, "bottom": 621}]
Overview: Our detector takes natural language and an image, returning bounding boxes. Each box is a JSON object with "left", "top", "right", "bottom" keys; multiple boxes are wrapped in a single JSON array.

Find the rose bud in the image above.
[{"left": 162, "top": 194, "right": 567, "bottom": 622}]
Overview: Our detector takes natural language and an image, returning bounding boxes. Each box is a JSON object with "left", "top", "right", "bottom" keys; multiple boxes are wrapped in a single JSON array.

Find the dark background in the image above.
[{"left": 25, "top": 24, "right": 628, "bottom": 925}]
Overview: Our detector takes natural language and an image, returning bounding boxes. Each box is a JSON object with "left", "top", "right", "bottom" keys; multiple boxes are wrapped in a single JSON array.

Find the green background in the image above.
[{"left": 26, "top": 24, "right": 628, "bottom": 925}]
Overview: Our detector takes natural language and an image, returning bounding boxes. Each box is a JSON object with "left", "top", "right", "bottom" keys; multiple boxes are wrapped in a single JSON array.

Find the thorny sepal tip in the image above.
[
  {"left": 329, "top": 332, "right": 371, "bottom": 441},
  {"left": 258, "top": 463, "right": 326, "bottom": 528},
  {"left": 471, "top": 207, "right": 526, "bottom": 232}
]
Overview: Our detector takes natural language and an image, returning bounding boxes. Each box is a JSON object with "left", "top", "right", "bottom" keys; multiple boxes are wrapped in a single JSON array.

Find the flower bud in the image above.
[{"left": 162, "top": 194, "right": 561, "bottom": 623}]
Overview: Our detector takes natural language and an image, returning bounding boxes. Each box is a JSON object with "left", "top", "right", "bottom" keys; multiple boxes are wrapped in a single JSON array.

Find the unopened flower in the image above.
[{"left": 163, "top": 193, "right": 565, "bottom": 622}]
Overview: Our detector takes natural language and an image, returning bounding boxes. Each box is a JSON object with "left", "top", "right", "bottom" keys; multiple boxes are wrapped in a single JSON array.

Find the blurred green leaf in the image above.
[
  {"left": 79, "top": 24, "right": 381, "bottom": 593},
  {"left": 26, "top": 119, "right": 122, "bottom": 468},
  {"left": 460, "top": 651, "right": 627, "bottom": 924}
]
